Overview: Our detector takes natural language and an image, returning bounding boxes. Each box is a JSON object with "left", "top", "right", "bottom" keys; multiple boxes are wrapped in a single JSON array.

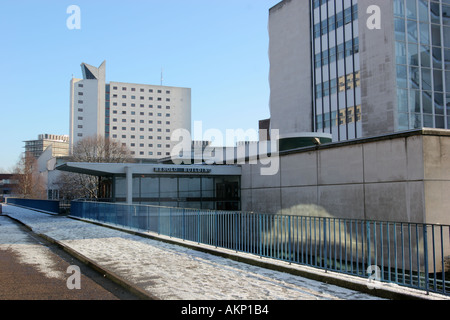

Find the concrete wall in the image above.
[
  {"left": 358, "top": 0, "right": 397, "bottom": 137},
  {"left": 268, "top": 0, "right": 313, "bottom": 135},
  {"left": 241, "top": 129, "right": 450, "bottom": 225}
]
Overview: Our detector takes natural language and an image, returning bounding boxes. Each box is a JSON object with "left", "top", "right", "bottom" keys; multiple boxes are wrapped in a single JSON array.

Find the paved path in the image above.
[
  {"left": 0, "top": 204, "right": 426, "bottom": 301},
  {"left": 0, "top": 214, "right": 142, "bottom": 300}
]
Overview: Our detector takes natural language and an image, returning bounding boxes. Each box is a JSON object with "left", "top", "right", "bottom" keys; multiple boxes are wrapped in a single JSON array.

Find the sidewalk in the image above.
[
  {"left": 0, "top": 213, "right": 139, "bottom": 300},
  {"left": 1, "top": 204, "right": 447, "bottom": 301}
]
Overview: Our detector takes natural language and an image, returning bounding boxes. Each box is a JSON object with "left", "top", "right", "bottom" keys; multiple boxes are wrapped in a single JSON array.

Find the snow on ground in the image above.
[
  {"left": 1, "top": 204, "right": 435, "bottom": 300},
  {"left": 0, "top": 215, "right": 66, "bottom": 280}
]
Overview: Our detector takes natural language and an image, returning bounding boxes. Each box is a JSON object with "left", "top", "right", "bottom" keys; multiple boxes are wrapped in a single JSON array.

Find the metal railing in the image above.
[{"left": 70, "top": 200, "right": 450, "bottom": 296}]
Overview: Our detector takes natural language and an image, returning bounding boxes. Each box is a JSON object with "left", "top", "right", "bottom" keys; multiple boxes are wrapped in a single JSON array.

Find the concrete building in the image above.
[
  {"left": 70, "top": 61, "right": 191, "bottom": 159},
  {"left": 269, "top": 0, "right": 450, "bottom": 142},
  {"left": 240, "top": 128, "right": 450, "bottom": 225},
  {"left": 24, "top": 134, "right": 69, "bottom": 159}
]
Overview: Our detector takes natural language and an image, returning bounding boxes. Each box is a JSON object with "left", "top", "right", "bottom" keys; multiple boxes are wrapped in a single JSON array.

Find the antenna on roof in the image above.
[{"left": 161, "top": 67, "right": 164, "bottom": 86}]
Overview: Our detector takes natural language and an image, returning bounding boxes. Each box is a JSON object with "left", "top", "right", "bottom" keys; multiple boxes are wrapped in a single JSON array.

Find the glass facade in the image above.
[
  {"left": 312, "top": 0, "right": 362, "bottom": 142},
  {"left": 394, "top": 0, "right": 450, "bottom": 130},
  {"left": 114, "top": 175, "right": 241, "bottom": 211}
]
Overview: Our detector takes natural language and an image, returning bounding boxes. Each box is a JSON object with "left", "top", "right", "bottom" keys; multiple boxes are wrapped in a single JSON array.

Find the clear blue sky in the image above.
[{"left": 0, "top": 0, "right": 280, "bottom": 171}]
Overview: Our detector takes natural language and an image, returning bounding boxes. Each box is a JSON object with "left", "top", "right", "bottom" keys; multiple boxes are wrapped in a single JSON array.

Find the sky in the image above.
[{"left": 0, "top": 0, "right": 280, "bottom": 172}]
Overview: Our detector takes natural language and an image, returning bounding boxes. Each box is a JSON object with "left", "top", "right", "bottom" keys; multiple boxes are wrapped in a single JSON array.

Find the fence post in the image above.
[
  {"left": 367, "top": 221, "right": 371, "bottom": 272},
  {"left": 324, "top": 218, "right": 327, "bottom": 271}
]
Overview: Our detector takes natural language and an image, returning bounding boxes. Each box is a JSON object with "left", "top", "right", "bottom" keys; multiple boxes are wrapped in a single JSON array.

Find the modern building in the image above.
[
  {"left": 268, "top": 0, "right": 450, "bottom": 142},
  {"left": 0, "top": 174, "right": 19, "bottom": 202},
  {"left": 57, "top": 162, "right": 241, "bottom": 211},
  {"left": 70, "top": 61, "right": 191, "bottom": 159},
  {"left": 24, "top": 134, "right": 69, "bottom": 159}
]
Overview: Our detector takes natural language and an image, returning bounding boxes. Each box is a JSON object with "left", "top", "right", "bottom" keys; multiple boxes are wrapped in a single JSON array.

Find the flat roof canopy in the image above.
[{"left": 56, "top": 162, "right": 242, "bottom": 177}]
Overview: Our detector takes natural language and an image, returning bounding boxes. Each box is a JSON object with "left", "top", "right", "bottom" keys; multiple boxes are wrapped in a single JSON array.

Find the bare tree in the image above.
[
  {"left": 57, "top": 135, "right": 133, "bottom": 200},
  {"left": 12, "top": 152, "right": 46, "bottom": 199}
]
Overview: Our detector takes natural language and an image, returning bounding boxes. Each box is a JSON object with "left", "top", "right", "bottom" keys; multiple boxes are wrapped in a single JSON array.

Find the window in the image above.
[
  {"left": 78, "top": 92, "right": 83, "bottom": 96},
  {"left": 122, "top": 87, "right": 127, "bottom": 91},
  {"left": 78, "top": 117, "right": 83, "bottom": 120},
  {"left": 78, "top": 84, "right": 83, "bottom": 88},
  {"left": 78, "top": 108, "right": 83, "bottom": 112}
]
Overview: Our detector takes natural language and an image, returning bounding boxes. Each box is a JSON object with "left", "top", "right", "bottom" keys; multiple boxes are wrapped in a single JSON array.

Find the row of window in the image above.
[
  {"left": 315, "top": 38, "right": 359, "bottom": 69},
  {"left": 111, "top": 110, "right": 170, "bottom": 115},
  {"left": 111, "top": 86, "right": 171, "bottom": 95},
  {"left": 111, "top": 126, "right": 171, "bottom": 133},
  {"left": 394, "top": 0, "right": 450, "bottom": 25},
  {"left": 315, "top": 71, "right": 361, "bottom": 99},
  {"left": 313, "top": 4, "right": 358, "bottom": 39},
  {"left": 111, "top": 115, "right": 170, "bottom": 122},
  {"left": 110, "top": 94, "right": 171, "bottom": 102}
]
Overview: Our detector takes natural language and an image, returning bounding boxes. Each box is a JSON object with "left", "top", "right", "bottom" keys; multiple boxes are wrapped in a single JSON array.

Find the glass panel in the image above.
[
  {"left": 432, "top": 46, "right": 443, "bottom": 69},
  {"left": 430, "top": 2, "right": 440, "bottom": 24},
  {"left": 432, "top": 24, "right": 442, "bottom": 46},
  {"left": 141, "top": 177, "right": 159, "bottom": 198},
  {"left": 433, "top": 69, "right": 444, "bottom": 91},
  {"left": 396, "top": 41, "right": 407, "bottom": 64},
  {"left": 115, "top": 177, "right": 126, "bottom": 198},
  {"left": 436, "top": 116, "right": 446, "bottom": 128},
  {"left": 160, "top": 177, "right": 178, "bottom": 198},
  {"left": 420, "top": 23, "right": 430, "bottom": 45},
  {"left": 422, "top": 68, "right": 432, "bottom": 90},
  {"left": 410, "top": 90, "right": 422, "bottom": 113},
  {"left": 397, "top": 89, "right": 409, "bottom": 112},
  {"left": 444, "top": 26, "right": 450, "bottom": 47},
  {"left": 406, "top": 0, "right": 417, "bottom": 19},
  {"left": 394, "top": 0, "right": 405, "bottom": 18},
  {"left": 423, "top": 91, "right": 433, "bottom": 113},
  {"left": 446, "top": 71, "right": 450, "bottom": 91},
  {"left": 397, "top": 65, "right": 408, "bottom": 88},
  {"left": 420, "top": 46, "right": 431, "bottom": 67},
  {"left": 408, "top": 20, "right": 419, "bottom": 43},
  {"left": 445, "top": 49, "right": 450, "bottom": 69},
  {"left": 443, "top": 4, "right": 450, "bottom": 26},
  {"left": 410, "top": 113, "right": 423, "bottom": 128},
  {"left": 410, "top": 66, "right": 420, "bottom": 89},
  {"left": 434, "top": 92, "right": 445, "bottom": 114},
  {"left": 398, "top": 113, "right": 409, "bottom": 131},
  {"left": 423, "top": 114, "right": 434, "bottom": 127},
  {"left": 418, "top": 0, "right": 429, "bottom": 22},
  {"left": 395, "top": 18, "right": 406, "bottom": 41},
  {"left": 179, "top": 178, "right": 201, "bottom": 198},
  {"left": 408, "top": 43, "right": 419, "bottom": 65}
]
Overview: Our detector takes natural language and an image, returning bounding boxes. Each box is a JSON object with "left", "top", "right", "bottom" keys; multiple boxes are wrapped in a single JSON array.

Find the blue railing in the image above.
[
  {"left": 70, "top": 201, "right": 450, "bottom": 296},
  {"left": 6, "top": 198, "right": 60, "bottom": 214}
]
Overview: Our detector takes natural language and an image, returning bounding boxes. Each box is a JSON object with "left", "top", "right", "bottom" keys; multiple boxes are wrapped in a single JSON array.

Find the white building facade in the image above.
[{"left": 70, "top": 61, "right": 191, "bottom": 159}]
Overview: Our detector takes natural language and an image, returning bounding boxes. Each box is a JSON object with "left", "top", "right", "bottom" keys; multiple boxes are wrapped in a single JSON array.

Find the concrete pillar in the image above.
[{"left": 125, "top": 166, "right": 133, "bottom": 205}]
